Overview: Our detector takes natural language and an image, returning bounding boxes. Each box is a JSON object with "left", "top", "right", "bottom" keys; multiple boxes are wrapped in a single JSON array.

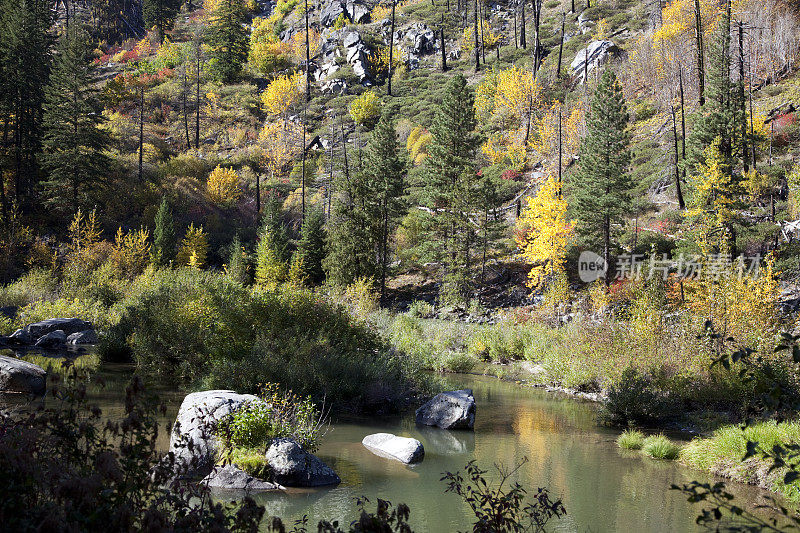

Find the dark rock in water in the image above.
[
  {"left": 265, "top": 438, "right": 340, "bottom": 487},
  {"left": 202, "top": 464, "right": 283, "bottom": 493},
  {"left": 362, "top": 433, "right": 424, "bottom": 464},
  {"left": 10, "top": 318, "right": 93, "bottom": 345},
  {"left": 0, "top": 354, "right": 46, "bottom": 395},
  {"left": 34, "top": 330, "right": 67, "bottom": 349},
  {"left": 415, "top": 389, "right": 476, "bottom": 430},
  {"left": 66, "top": 330, "right": 99, "bottom": 345},
  {"left": 169, "top": 390, "right": 264, "bottom": 477}
]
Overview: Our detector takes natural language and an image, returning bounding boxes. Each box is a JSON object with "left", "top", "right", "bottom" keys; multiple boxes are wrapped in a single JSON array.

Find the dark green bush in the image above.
[{"left": 601, "top": 367, "right": 676, "bottom": 427}]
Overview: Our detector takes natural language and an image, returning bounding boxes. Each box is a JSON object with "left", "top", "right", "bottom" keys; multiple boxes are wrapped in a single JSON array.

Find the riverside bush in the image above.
[
  {"left": 104, "top": 268, "right": 421, "bottom": 412},
  {"left": 601, "top": 367, "right": 676, "bottom": 427}
]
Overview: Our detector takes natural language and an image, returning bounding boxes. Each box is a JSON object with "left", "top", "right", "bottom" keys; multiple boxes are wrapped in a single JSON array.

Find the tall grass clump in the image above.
[
  {"left": 642, "top": 435, "right": 680, "bottom": 460},
  {"left": 681, "top": 421, "right": 800, "bottom": 500},
  {"left": 103, "top": 268, "right": 424, "bottom": 412},
  {"left": 617, "top": 429, "right": 645, "bottom": 450}
]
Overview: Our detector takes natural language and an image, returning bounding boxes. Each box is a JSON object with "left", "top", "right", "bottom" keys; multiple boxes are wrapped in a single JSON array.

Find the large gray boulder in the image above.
[
  {"left": 0, "top": 354, "right": 46, "bottom": 395},
  {"left": 415, "top": 389, "right": 476, "bottom": 430},
  {"left": 169, "top": 390, "right": 262, "bottom": 476},
  {"left": 320, "top": 0, "right": 346, "bottom": 26},
  {"left": 202, "top": 464, "right": 283, "bottom": 493},
  {"left": 362, "top": 433, "right": 424, "bottom": 464},
  {"left": 10, "top": 318, "right": 93, "bottom": 345},
  {"left": 571, "top": 40, "right": 618, "bottom": 84},
  {"left": 344, "top": 0, "right": 370, "bottom": 24},
  {"left": 66, "top": 330, "right": 99, "bottom": 345},
  {"left": 265, "top": 438, "right": 340, "bottom": 487}
]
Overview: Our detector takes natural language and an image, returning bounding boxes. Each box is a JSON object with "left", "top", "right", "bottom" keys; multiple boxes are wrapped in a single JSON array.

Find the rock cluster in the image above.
[
  {"left": 571, "top": 40, "right": 619, "bottom": 84},
  {"left": 5, "top": 318, "right": 98, "bottom": 350}
]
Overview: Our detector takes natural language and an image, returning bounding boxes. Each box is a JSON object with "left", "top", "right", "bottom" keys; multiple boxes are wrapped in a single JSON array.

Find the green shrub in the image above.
[
  {"left": 16, "top": 297, "right": 118, "bottom": 332},
  {"left": 617, "top": 429, "right": 645, "bottom": 450},
  {"left": 407, "top": 300, "right": 435, "bottom": 318},
  {"left": 0, "top": 268, "right": 57, "bottom": 308},
  {"left": 601, "top": 367, "right": 676, "bottom": 427},
  {"left": 642, "top": 435, "right": 680, "bottom": 460},
  {"left": 222, "top": 383, "right": 324, "bottom": 452},
  {"left": 437, "top": 351, "right": 477, "bottom": 374},
  {"left": 104, "top": 269, "right": 422, "bottom": 412}
]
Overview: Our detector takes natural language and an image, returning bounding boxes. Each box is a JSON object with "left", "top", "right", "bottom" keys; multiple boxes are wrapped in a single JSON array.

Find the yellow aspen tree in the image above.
[
  {"left": 515, "top": 176, "right": 573, "bottom": 288},
  {"left": 261, "top": 71, "right": 304, "bottom": 118},
  {"left": 176, "top": 223, "right": 209, "bottom": 268},
  {"left": 206, "top": 165, "right": 242, "bottom": 206}
]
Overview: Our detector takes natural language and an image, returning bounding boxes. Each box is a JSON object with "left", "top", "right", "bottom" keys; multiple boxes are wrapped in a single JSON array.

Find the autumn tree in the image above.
[
  {"left": 176, "top": 223, "right": 209, "bottom": 268},
  {"left": 40, "top": 25, "right": 110, "bottom": 216},
  {"left": 570, "top": 69, "right": 632, "bottom": 283},
  {"left": 422, "top": 75, "right": 481, "bottom": 304},
  {"left": 207, "top": 0, "right": 248, "bottom": 82},
  {"left": 206, "top": 165, "right": 241, "bottom": 206},
  {"left": 516, "top": 176, "right": 573, "bottom": 288}
]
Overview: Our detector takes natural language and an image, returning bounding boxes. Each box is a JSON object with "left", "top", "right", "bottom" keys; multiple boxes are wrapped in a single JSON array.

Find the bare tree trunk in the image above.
[
  {"left": 305, "top": 0, "right": 311, "bottom": 102},
  {"left": 138, "top": 84, "right": 144, "bottom": 181},
  {"left": 671, "top": 105, "right": 685, "bottom": 209},
  {"left": 738, "top": 21, "right": 749, "bottom": 172},
  {"left": 679, "top": 68, "right": 687, "bottom": 184},
  {"left": 694, "top": 0, "right": 705, "bottom": 106},
  {"left": 441, "top": 14, "right": 447, "bottom": 71},
  {"left": 182, "top": 67, "right": 191, "bottom": 150},
  {"left": 520, "top": 1, "right": 526, "bottom": 49},
  {"left": 556, "top": 12, "right": 565, "bottom": 79},
  {"left": 389, "top": 1, "right": 396, "bottom": 95},
  {"left": 474, "top": 0, "right": 480, "bottom": 71}
]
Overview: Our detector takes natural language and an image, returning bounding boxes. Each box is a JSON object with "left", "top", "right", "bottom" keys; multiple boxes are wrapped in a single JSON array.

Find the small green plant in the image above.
[
  {"left": 407, "top": 299, "right": 435, "bottom": 318},
  {"left": 438, "top": 351, "right": 477, "bottom": 374},
  {"left": 617, "top": 429, "right": 646, "bottom": 450},
  {"left": 642, "top": 435, "right": 680, "bottom": 460}
]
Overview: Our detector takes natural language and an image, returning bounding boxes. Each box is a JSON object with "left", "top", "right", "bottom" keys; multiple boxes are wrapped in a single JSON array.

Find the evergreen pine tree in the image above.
[
  {"left": 40, "top": 25, "right": 109, "bottom": 215},
  {"left": 151, "top": 197, "right": 175, "bottom": 267},
  {"left": 0, "top": 0, "right": 53, "bottom": 210},
  {"left": 422, "top": 74, "right": 481, "bottom": 304},
  {"left": 363, "top": 111, "right": 406, "bottom": 299},
  {"left": 685, "top": 0, "right": 740, "bottom": 172},
  {"left": 295, "top": 208, "right": 326, "bottom": 285},
  {"left": 255, "top": 197, "right": 289, "bottom": 289},
  {"left": 207, "top": 0, "right": 248, "bottom": 83},
  {"left": 143, "top": 0, "right": 181, "bottom": 42},
  {"left": 571, "top": 68, "right": 632, "bottom": 282},
  {"left": 225, "top": 233, "right": 249, "bottom": 285}
]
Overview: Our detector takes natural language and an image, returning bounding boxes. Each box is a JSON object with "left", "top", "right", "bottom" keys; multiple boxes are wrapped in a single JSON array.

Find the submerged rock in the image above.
[
  {"left": 202, "top": 464, "right": 283, "bottom": 493},
  {"left": 0, "top": 354, "right": 46, "bottom": 395},
  {"left": 169, "top": 390, "right": 262, "bottom": 477},
  {"left": 265, "top": 438, "right": 340, "bottom": 487},
  {"left": 362, "top": 433, "right": 424, "bottom": 464},
  {"left": 415, "top": 389, "right": 476, "bottom": 430}
]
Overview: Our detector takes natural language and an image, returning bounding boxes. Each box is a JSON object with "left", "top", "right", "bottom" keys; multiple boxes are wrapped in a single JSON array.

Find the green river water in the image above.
[{"left": 22, "top": 357, "right": 776, "bottom": 532}]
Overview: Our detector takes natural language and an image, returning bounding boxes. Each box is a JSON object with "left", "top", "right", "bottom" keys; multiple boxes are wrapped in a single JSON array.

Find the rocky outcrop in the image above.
[
  {"left": 362, "top": 433, "right": 424, "bottom": 464},
  {"left": 415, "top": 389, "right": 476, "bottom": 430},
  {"left": 571, "top": 40, "right": 618, "bottom": 84},
  {"left": 265, "top": 438, "right": 340, "bottom": 487},
  {"left": 33, "top": 330, "right": 67, "bottom": 349},
  {"left": 395, "top": 23, "right": 437, "bottom": 55},
  {"left": 343, "top": 31, "right": 371, "bottom": 84},
  {"left": 201, "top": 464, "right": 283, "bottom": 493},
  {"left": 320, "top": 0, "right": 370, "bottom": 27},
  {"left": 169, "top": 390, "right": 262, "bottom": 477},
  {"left": 10, "top": 318, "right": 94, "bottom": 345},
  {"left": 0, "top": 354, "right": 46, "bottom": 395}
]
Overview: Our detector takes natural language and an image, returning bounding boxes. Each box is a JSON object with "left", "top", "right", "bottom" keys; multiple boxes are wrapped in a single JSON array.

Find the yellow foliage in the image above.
[
  {"left": 261, "top": 72, "right": 304, "bottom": 117},
  {"left": 482, "top": 130, "right": 528, "bottom": 170},
  {"left": 260, "top": 121, "right": 303, "bottom": 179},
  {"left": 249, "top": 15, "right": 291, "bottom": 74},
  {"left": 176, "top": 224, "right": 208, "bottom": 268},
  {"left": 207, "top": 165, "right": 242, "bottom": 206},
  {"left": 515, "top": 177, "right": 573, "bottom": 288},
  {"left": 406, "top": 125, "right": 432, "bottom": 165},
  {"left": 289, "top": 29, "right": 321, "bottom": 62},
  {"left": 368, "top": 46, "right": 405, "bottom": 80},
  {"left": 349, "top": 90, "right": 382, "bottom": 127},
  {"left": 789, "top": 164, "right": 800, "bottom": 217},
  {"left": 68, "top": 208, "right": 102, "bottom": 255},
  {"left": 594, "top": 18, "right": 610, "bottom": 40},
  {"left": 684, "top": 139, "right": 740, "bottom": 251},
  {"left": 110, "top": 227, "right": 150, "bottom": 279},
  {"left": 461, "top": 25, "right": 501, "bottom": 55}
]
